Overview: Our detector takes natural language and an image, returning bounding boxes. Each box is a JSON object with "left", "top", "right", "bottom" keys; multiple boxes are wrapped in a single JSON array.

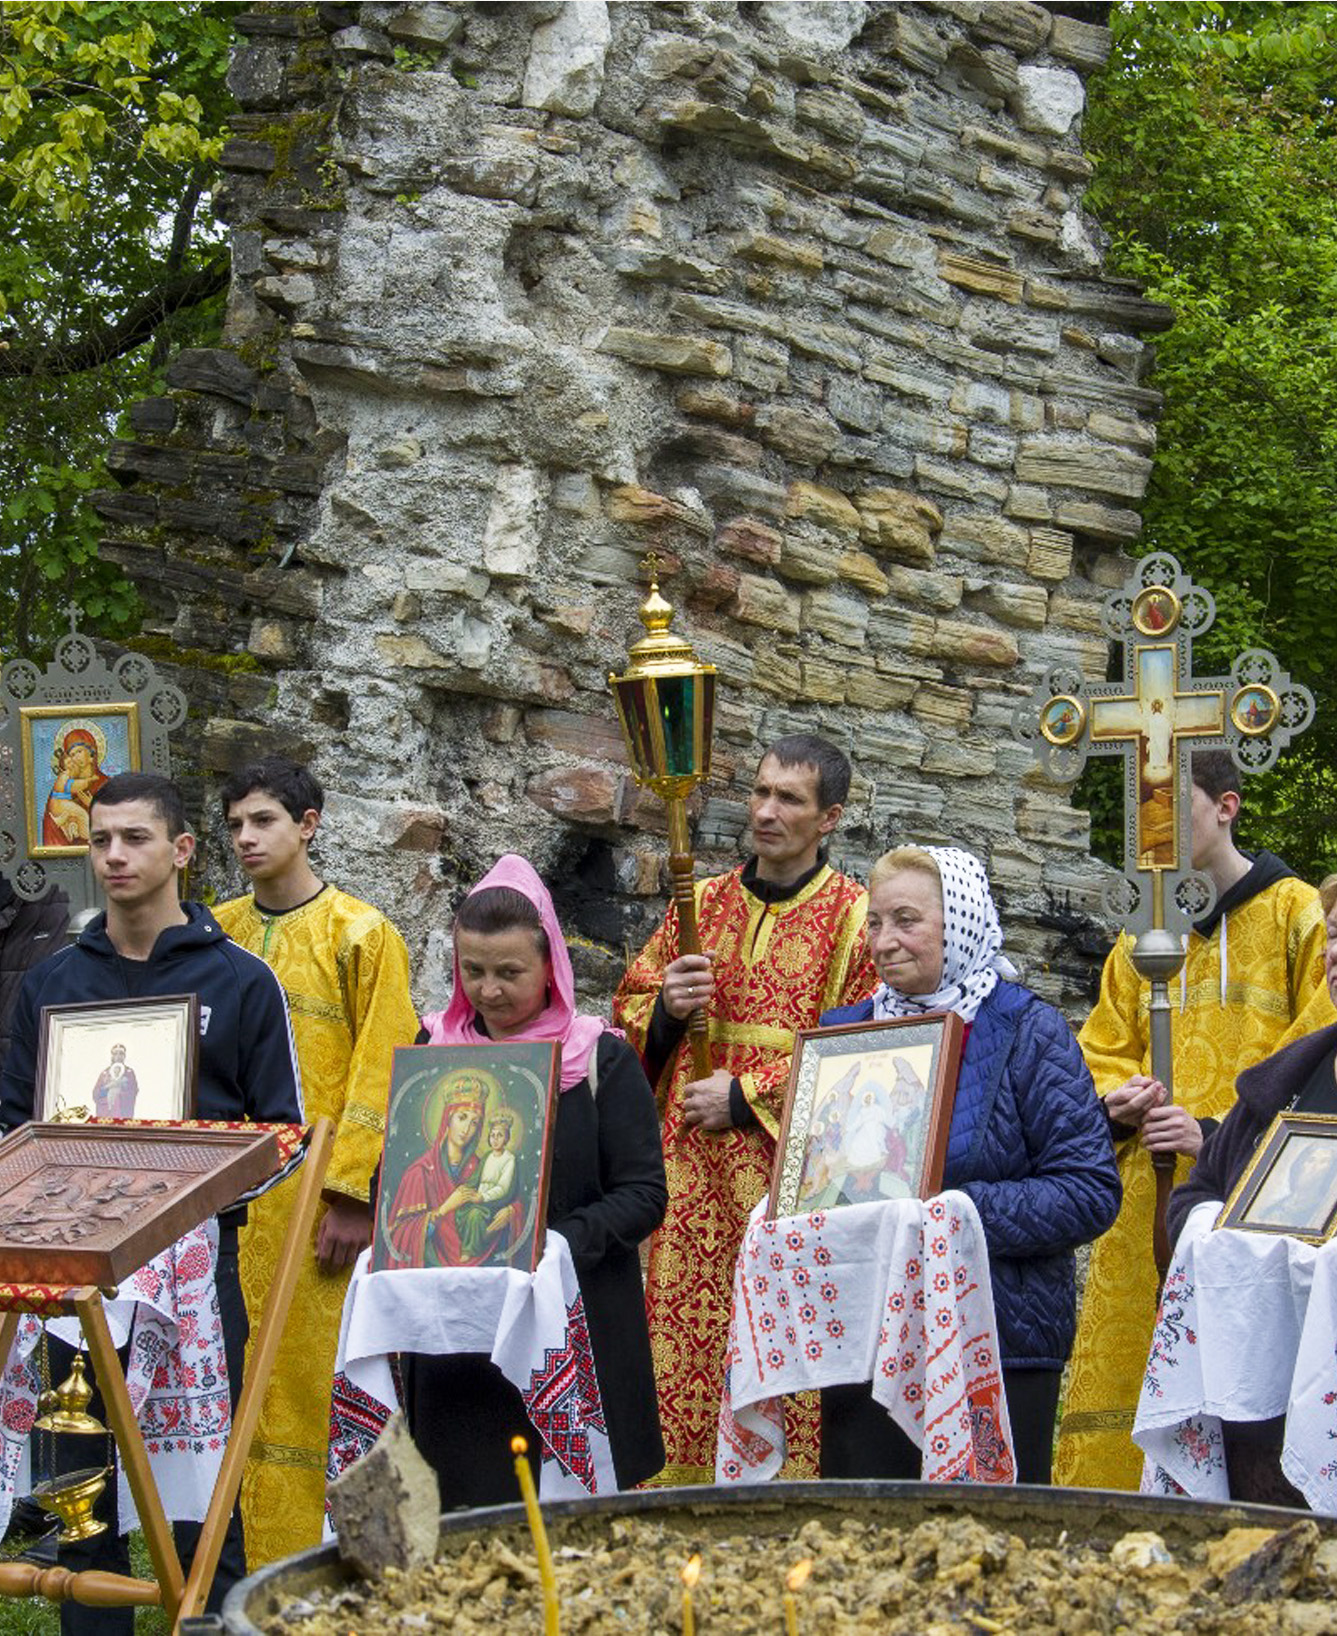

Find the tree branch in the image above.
[
  {"left": 151, "top": 164, "right": 209, "bottom": 369},
  {"left": 0, "top": 253, "right": 229, "bottom": 379}
]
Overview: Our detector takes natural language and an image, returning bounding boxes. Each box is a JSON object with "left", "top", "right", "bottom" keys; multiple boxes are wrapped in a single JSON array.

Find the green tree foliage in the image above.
[
  {"left": 0, "top": 0, "right": 236, "bottom": 659},
  {"left": 1078, "top": 1, "right": 1337, "bottom": 879}
]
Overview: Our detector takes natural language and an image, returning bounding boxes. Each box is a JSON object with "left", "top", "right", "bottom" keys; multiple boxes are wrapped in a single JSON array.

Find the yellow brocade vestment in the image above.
[
  {"left": 614, "top": 864, "right": 874, "bottom": 1485},
  {"left": 1054, "top": 875, "right": 1332, "bottom": 1492},
  {"left": 216, "top": 886, "right": 419, "bottom": 1565}
]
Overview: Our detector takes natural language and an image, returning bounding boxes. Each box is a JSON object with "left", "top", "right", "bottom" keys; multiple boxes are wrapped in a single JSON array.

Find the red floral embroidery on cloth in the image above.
[
  {"left": 323, "top": 1236, "right": 616, "bottom": 1507},
  {"left": 1132, "top": 1201, "right": 1337, "bottom": 1513},
  {"left": 0, "top": 1222, "right": 229, "bottom": 1535},
  {"left": 718, "top": 1193, "right": 1015, "bottom": 1486},
  {"left": 521, "top": 1293, "right": 606, "bottom": 1489},
  {"left": 327, "top": 1368, "right": 394, "bottom": 1488}
]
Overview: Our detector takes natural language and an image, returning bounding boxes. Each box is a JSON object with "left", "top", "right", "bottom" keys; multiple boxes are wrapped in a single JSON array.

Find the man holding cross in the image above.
[{"left": 1055, "top": 750, "right": 1333, "bottom": 1491}]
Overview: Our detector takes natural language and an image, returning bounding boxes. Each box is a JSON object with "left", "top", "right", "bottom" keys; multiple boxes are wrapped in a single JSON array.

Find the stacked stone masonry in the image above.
[{"left": 94, "top": 0, "right": 1169, "bottom": 1012}]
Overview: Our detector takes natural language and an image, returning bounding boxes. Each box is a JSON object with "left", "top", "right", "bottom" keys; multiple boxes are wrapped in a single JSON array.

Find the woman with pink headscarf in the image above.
[{"left": 402, "top": 855, "right": 667, "bottom": 1503}]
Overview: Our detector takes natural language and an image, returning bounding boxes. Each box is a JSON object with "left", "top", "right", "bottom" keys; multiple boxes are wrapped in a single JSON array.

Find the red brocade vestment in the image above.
[{"left": 615, "top": 863, "right": 874, "bottom": 1484}]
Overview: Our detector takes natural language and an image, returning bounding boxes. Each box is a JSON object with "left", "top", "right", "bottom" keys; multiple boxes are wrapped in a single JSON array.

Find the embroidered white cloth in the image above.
[
  {"left": 326, "top": 1228, "right": 614, "bottom": 1511},
  {"left": 0, "top": 1221, "right": 228, "bottom": 1535},
  {"left": 1134, "top": 1201, "right": 1337, "bottom": 1514},
  {"left": 716, "top": 1192, "right": 1014, "bottom": 1484}
]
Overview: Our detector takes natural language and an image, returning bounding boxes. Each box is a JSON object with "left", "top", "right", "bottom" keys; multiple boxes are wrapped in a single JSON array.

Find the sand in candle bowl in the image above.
[{"left": 240, "top": 1496, "right": 1337, "bottom": 1636}]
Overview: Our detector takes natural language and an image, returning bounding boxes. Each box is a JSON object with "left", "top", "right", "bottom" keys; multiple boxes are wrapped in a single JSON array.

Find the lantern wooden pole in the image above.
[{"left": 667, "top": 798, "right": 711, "bottom": 1081}]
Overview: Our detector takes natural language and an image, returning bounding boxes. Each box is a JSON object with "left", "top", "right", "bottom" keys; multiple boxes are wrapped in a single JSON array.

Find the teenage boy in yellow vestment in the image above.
[
  {"left": 1055, "top": 752, "right": 1333, "bottom": 1491},
  {"left": 615, "top": 735, "right": 875, "bottom": 1484},
  {"left": 216, "top": 757, "right": 419, "bottom": 1563}
]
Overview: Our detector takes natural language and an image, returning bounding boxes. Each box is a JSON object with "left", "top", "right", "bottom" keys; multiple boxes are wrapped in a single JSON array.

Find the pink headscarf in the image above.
[{"left": 421, "top": 854, "right": 620, "bottom": 1092}]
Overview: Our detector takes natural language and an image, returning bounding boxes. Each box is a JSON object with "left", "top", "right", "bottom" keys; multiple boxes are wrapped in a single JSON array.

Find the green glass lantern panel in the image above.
[{"left": 656, "top": 674, "right": 697, "bottom": 778}]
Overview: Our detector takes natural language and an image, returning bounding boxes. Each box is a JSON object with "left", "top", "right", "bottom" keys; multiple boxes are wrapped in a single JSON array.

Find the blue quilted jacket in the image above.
[{"left": 821, "top": 982, "right": 1120, "bottom": 1370}]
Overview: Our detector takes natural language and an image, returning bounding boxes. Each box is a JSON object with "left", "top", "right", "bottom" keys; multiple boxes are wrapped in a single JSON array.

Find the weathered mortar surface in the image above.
[{"left": 94, "top": 0, "right": 1167, "bottom": 1014}]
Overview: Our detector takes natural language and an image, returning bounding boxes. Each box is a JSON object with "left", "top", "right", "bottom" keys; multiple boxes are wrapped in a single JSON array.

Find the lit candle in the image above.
[
  {"left": 783, "top": 1559, "right": 813, "bottom": 1636},
  {"left": 681, "top": 1553, "right": 701, "bottom": 1636},
  {"left": 511, "top": 1435, "right": 559, "bottom": 1635}
]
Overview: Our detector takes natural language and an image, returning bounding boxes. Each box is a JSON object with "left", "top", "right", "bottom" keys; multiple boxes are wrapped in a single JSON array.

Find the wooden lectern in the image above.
[{"left": 0, "top": 1117, "right": 333, "bottom": 1632}]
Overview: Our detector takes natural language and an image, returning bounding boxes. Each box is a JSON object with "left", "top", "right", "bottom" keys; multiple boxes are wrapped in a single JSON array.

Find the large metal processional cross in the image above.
[{"left": 1015, "top": 552, "right": 1315, "bottom": 1278}]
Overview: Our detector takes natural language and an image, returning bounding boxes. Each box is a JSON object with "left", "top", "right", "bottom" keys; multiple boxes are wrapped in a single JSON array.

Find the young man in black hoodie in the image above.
[{"left": 0, "top": 772, "right": 303, "bottom": 1630}]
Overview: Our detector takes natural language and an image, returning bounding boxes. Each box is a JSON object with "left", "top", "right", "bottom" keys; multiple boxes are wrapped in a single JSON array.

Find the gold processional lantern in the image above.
[
  {"left": 609, "top": 556, "right": 717, "bottom": 1080},
  {"left": 31, "top": 1351, "right": 111, "bottom": 1542}
]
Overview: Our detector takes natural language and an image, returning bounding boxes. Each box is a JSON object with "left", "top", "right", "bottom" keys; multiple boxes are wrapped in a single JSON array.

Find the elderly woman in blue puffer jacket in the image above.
[{"left": 819, "top": 845, "right": 1121, "bottom": 1485}]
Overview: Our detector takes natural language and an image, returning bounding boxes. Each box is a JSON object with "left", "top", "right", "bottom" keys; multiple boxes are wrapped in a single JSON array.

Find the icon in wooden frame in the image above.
[
  {"left": 372, "top": 1042, "right": 560, "bottom": 1274},
  {"left": 1216, "top": 1112, "right": 1337, "bottom": 1245},
  {"left": 0, "top": 1123, "right": 280, "bottom": 1286},
  {"left": 769, "top": 1012, "right": 964, "bottom": 1220},
  {"left": 20, "top": 703, "right": 141, "bottom": 858},
  {"left": 36, "top": 996, "right": 199, "bottom": 1124}
]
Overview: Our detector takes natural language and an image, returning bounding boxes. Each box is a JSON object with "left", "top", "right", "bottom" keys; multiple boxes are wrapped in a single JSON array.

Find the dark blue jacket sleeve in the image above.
[
  {"left": 819, "top": 999, "right": 875, "bottom": 1028},
  {"left": 958, "top": 1003, "right": 1121, "bottom": 1259},
  {"left": 235, "top": 956, "right": 304, "bottom": 1124}
]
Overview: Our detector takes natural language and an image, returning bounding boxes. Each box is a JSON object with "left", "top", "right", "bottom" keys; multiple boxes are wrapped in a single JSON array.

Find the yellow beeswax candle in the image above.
[
  {"left": 511, "top": 1435, "right": 559, "bottom": 1636},
  {"left": 681, "top": 1553, "right": 701, "bottom": 1636},
  {"left": 783, "top": 1558, "right": 813, "bottom": 1636}
]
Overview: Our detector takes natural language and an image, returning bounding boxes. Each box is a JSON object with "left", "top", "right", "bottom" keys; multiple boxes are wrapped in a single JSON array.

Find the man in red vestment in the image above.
[{"left": 615, "top": 734, "right": 875, "bottom": 1483}]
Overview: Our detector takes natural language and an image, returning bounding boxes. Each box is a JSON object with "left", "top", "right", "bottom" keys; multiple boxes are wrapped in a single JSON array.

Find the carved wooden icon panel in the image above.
[{"left": 0, "top": 1124, "right": 282, "bottom": 1287}]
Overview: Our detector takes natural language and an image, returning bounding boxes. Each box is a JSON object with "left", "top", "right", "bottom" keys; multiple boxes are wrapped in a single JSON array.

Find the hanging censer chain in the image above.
[{"left": 36, "top": 1326, "right": 56, "bottom": 1486}]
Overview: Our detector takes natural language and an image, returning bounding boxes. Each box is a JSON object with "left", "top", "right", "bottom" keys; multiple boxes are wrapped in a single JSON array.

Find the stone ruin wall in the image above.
[{"left": 94, "top": 0, "right": 1169, "bottom": 1015}]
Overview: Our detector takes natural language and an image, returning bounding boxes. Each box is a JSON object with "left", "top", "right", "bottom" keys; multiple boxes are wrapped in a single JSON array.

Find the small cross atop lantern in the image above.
[
  {"left": 608, "top": 556, "right": 717, "bottom": 1079},
  {"left": 1015, "top": 551, "right": 1315, "bottom": 1279}
]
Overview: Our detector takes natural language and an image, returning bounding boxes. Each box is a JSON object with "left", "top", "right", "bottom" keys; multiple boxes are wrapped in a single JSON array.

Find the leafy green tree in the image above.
[
  {"left": 0, "top": 0, "right": 236, "bottom": 658},
  {"left": 1078, "top": 1, "right": 1337, "bottom": 879}
]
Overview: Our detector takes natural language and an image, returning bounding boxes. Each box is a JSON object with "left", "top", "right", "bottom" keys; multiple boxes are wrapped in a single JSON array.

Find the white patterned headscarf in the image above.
[{"left": 871, "top": 846, "right": 1016, "bottom": 1024}]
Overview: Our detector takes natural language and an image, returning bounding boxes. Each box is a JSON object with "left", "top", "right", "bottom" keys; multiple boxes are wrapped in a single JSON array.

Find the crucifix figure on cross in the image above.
[
  {"left": 1090, "top": 642, "right": 1223, "bottom": 873},
  {"left": 1016, "top": 551, "right": 1315, "bottom": 1278}
]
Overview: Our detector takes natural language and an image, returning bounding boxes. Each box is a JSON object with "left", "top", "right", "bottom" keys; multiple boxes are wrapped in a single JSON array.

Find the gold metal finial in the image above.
[
  {"left": 635, "top": 552, "right": 676, "bottom": 645},
  {"left": 614, "top": 557, "right": 703, "bottom": 684},
  {"left": 33, "top": 1354, "right": 107, "bottom": 1437}
]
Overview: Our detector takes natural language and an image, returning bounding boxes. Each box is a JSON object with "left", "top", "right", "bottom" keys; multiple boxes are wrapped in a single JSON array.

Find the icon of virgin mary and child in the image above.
[
  {"left": 42, "top": 722, "right": 112, "bottom": 847},
  {"left": 382, "top": 1067, "right": 524, "bottom": 1270}
]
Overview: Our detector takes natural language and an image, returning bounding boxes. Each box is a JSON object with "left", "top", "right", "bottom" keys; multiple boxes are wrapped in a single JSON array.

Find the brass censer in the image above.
[{"left": 31, "top": 1351, "right": 111, "bottom": 1541}]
